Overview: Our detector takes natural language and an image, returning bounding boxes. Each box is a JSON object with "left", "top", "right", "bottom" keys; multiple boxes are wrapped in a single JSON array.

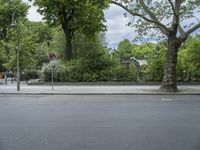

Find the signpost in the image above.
[{"left": 48, "top": 52, "right": 56, "bottom": 91}]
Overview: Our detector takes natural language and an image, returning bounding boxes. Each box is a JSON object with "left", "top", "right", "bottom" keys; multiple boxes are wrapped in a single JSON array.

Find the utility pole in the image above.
[{"left": 11, "top": 13, "right": 20, "bottom": 91}]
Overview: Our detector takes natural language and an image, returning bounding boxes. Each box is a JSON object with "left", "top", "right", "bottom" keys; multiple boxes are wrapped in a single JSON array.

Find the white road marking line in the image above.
[{"left": 161, "top": 98, "right": 173, "bottom": 101}]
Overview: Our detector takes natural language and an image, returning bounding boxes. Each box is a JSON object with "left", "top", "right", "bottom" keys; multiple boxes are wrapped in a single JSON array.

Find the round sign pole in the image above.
[
  {"left": 48, "top": 52, "right": 56, "bottom": 91},
  {"left": 51, "top": 67, "right": 54, "bottom": 91}
]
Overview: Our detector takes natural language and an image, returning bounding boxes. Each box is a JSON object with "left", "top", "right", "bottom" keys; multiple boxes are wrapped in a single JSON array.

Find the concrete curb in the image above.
[
  {"left": 27, "top": 82, "right": 200, "bottom": 86},
  {"left": 0, "top": 92, "right": 200, "bottom": 95}
]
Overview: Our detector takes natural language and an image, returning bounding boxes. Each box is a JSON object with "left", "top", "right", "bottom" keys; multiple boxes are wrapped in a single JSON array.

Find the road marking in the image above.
[{"left": 161, "top": 98, "right": 173, "bottom": 102}]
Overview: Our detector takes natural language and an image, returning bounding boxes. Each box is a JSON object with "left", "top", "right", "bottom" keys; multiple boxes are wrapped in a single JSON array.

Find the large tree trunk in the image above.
[
  {"left": 62, "top": 24, "right": 72, "bottom": 60},
  {"left": 161, "top": 35, "right": 181, "bottom": 92}
]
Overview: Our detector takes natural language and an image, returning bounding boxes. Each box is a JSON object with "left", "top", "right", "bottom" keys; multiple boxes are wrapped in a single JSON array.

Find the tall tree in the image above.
[
  {"left": 116, "top": 39, "right": 133, "bottom": 58},
  {"left": 33, "top": 0, "right": 106, "bottom": 60},
  {"left": 178, "top": 35, "right": 200, "bottom": 81},
  {"left": 0, "top": 0, "right": 29, "bottom": 72},
  {"left": 111, "top": 0, "right": 200, "bottom": 91},
  {"left": 4, "top": 20, "right": 54, "bottom": 72},
  {"left": 0, "top": 0, "right": 29, "bottom": 41}
]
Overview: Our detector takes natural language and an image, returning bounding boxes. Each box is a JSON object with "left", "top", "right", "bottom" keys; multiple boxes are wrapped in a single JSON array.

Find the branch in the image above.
[
  {"left": 159, "top": 12, "right": 173, "bottom": 23},
  {"left": 186, "top": 22, "right": 200, "bottom": 35},
  {"left": 137, "top": 0, "right": 170, "bottom": 34},
  {"left": 168, "top": 0, "right": 177, "bottom": 30},
  {"left": 179, "top": 22, "right": 200, "bottom": 42},
  {"left": 178, "top": 25, "right": 185, "bottom": 36},
  {"left": 111, "top": 1, "right": 169, "bottom": 35},
  {"left": 140, "top": 25, "right": 159, "bottom": 31},
  {"left": 167, "top": 0, "right": 176, "bottom": 17},
  {"left": 138, "top": 0, "right": 163, "bottom": 23},
  {"left": 194, "top": 16, "right": 200, "bottom": 23},
  {"left": 171, "top": 0, "right": 181, "bottom": 30}
]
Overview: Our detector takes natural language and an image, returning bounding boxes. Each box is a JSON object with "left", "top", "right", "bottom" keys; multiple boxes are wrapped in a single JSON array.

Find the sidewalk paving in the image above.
[{"left": 0, "top": 82, "right": 200, "bottom": 95}]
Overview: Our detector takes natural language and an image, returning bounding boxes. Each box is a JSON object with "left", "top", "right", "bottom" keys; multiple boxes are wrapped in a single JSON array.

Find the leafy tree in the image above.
[
  {"left": 0, "top": 0, "right": 29, "bottom": 74},
  {"left": 43, "top": 29, "right": 113, "bottom": 82},
  {"left": 51, "top": 30, "right": 68, "bottom": 61},
  {"left": 0, "top": 42, "right": 6, "bottom": 71},
  {"left": 69, "top": 33, "right": 113, "bottom": 81},
  {"left": 0, "top": 0, "right": 29, "bottom": 41},
  {"left": 33, "top": 0, "right": 106, "bottom": 60},
  {"left": 114, "top": 40, "right": 165, "bottom": 81},
  {"left": 24, "top": 21, "right": 53, "bottom": 69},
  {"left": 6, "top": 21, "right": 36, "bottom": 72},
  {"left": 116, "top": 39, "right": 133, "bottom": 58},
  {"left": 26, "top": 21, "right": 53, "bottom": 46},
  {"left": 111, "top": 0, "right": 200, "bottom": 91},
  {"left": 3, "top": 20, "right": 54, "bottom": 79},
  {"left": 178, "top": 35, "right": 200, "bottom": 81},
  {"left": 143, "top": 44, "right": 165, "bottom": 81}
]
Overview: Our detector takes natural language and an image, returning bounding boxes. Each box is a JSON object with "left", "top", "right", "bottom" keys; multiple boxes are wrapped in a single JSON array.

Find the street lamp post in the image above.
[{"left": 11, "top": 13, "right": 20, "bottom": 91}]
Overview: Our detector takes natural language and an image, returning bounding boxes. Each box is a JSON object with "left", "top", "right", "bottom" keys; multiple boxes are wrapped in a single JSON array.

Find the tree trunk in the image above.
[
  {"left": 62, "top": 24, "right": 72, "bottom": 60},
  {"left": 161, "top": 35, "right": 181, "bottom": 92}
]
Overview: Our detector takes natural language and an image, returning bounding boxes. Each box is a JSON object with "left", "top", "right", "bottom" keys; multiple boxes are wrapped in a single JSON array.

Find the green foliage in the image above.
[
  {"left": 33, "top": 0, "right": 107, "bottom": 59},
  {"left": 33, "top": 0, "right": 106, "bottom": 33},
  {"left": 0, "top": 41, "right": 6, "bottom": 71},
  {"left": 0, "top": 19, "right": 54, "bottom": 78},
  {"left": 5, "top": 21, "right": 39, "bottom": 71},
  {"left": 75, "top": 41, "right": 113, "bottom": 81},
  {"left": 177, "top": 35, "right": 200, "bottom": 81},
  {"left": 25, "top": 21, "right": 53, "bottom": 45},
  {"left": 143, "top": 45, "right": 165, "bottom": 81},
  {"left": 110, "top": 0, "right": 200, "bottom": 91},
  {"left": 42, "top": 31, "right": 113, "bottom": 82},
  {"left": 116, "top": 39, "right": 133, "bottom": 58},
  {"left": 50, "top": 30, "right": 66, "bottom": 60},
  {"left": 0, "top": 0, "right": 29, "bottom": 73},
  {"left": 111, "top": 0, "right": 200, "bottom": 41},
  {"left": 113, "top": 39, "right": 165, "bottom": 81},
  {"left": 21, "top": 69, "right": 40, "bottom": 81},
  {"left": 0, "top": 0, "right": 29, "bottom": 40},
  {"left": 41, "top": 60, "right": 67, "bottom": 82},
  {"left": 111, "top": 63, "right": 137, "bottom": 81},
  {"left": 1, "top": 0, "right": 199, "bottom": 83}
]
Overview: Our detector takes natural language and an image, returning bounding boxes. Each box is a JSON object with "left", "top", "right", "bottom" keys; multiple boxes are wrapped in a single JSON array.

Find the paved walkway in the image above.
[{"left": 0, "top": 81, "right": 200, "bottom": 95}]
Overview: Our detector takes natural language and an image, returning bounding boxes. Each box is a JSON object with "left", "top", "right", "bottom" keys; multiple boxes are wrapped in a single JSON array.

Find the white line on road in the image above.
[{"left": 161, "top": 98, "right": 173, "bottom": 101}]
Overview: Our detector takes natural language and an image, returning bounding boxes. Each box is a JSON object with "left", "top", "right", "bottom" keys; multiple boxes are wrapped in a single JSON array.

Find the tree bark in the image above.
[
  {"left": 62, "top": 23, "right": 72, "bottom": 60},
  {"left": 161, "top": 35, "right": 181, "bottom": 92}
]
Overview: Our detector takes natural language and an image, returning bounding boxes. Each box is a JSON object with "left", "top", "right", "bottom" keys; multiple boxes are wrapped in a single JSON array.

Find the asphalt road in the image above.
[{"left": 0, "top": 95, "right": 200, "bottom": 150}]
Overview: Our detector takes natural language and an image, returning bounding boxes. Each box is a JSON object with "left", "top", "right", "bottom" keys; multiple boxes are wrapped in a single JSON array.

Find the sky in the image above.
[
  {"left": 104, "top": 5, "right": 135, "bottom": 48},
  {"left": 23, "top": 0, "right": 134, "bottom": 48}
]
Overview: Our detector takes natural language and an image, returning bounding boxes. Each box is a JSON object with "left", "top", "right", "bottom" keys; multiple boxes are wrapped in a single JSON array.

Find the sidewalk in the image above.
[{"left": 0, "top": 82, "right": 200, "bottom": 95}]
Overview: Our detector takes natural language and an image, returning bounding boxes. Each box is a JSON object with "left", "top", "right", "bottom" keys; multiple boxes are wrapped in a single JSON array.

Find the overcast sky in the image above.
[{"left": 23, "top": 0, "right": 134, "bottom": 48}]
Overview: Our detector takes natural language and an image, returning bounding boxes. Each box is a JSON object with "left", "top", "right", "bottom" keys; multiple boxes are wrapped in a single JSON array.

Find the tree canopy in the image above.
[
  {"left": 111, "top": 0, "right": 200, "bottom": 40},
  {"left": 0, "top": 0, "right": 29, "bottom": 41},
  {"left": 33, "top": 0, "right": 107, "bottom": 60}
]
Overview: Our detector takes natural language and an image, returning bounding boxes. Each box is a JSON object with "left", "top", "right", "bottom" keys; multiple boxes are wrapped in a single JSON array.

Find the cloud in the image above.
[
  {"left": 23, "top": 0, "right": 43, "bottom": 21},
  {"left": 27, "top": 5, "right": 43, "bottom": 21},
  {"left": 104, "top": 4, "right": 135, "bottom": 48}
]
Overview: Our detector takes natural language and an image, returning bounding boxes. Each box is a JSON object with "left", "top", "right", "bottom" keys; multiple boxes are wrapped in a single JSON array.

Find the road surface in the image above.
[{"left": 0, "top": 95, "right": 200, "bottom": 150}]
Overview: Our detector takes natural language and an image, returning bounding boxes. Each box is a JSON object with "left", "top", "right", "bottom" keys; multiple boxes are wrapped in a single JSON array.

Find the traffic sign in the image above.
[{"left": 48, "top": 52, "right": 56, "bottom": 61}]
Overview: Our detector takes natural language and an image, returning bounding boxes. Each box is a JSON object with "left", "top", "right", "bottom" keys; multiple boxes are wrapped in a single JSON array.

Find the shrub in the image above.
[
  {"left": 21, "top": 69, "right": 40, "bottom": 81},
  {"left": 41, "top": 60, "right": 67, "bottom": 82}
]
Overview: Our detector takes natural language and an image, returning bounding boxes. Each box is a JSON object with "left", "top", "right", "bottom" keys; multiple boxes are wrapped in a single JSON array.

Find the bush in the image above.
[
  {"left": 21, "top": 69, "right": 40, "bottom": 81},
  {"left": 111, "top": 64, "right": 137, "bottom": 81},
  {"left": 66, "top": 59, "right": 113, "bottom": 82},
  {"left": 41, "top": 60, "right": 67, "bottom": 82}
]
